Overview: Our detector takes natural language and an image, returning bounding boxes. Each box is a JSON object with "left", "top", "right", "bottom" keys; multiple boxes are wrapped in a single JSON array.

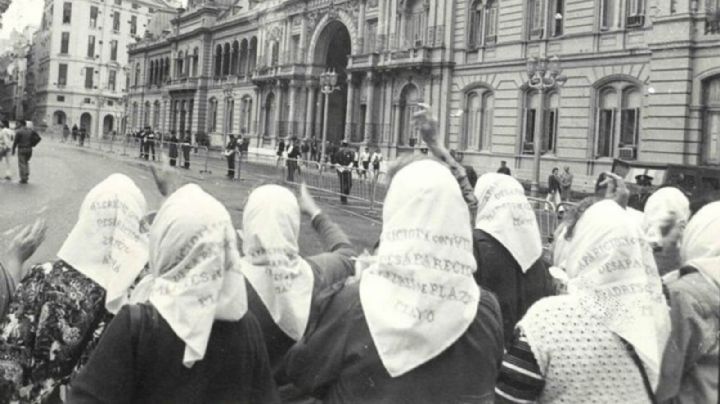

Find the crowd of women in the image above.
[{"left": 0, "top": 103, "right": 716, "bottom": 403}]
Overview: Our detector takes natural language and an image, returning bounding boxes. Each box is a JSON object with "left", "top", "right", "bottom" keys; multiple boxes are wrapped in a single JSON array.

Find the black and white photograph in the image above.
[{"left": 0, "top": 0, "right": 718, "bottom": 402}]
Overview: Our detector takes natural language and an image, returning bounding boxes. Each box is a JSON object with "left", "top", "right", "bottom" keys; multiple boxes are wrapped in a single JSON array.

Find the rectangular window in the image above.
[
  {"left": 486, "top": 2, "right": 498, "bottom": 43},
  {"left": 90, "top": 6, "right": 98, "bottom": 28},
  {"left": 57, "top": 95, "right": 65, "bottom": 102},
  {"left": 87, "top": 35, "right": 96, "bottom": 58},
  {"left": 365, "top": 19, "right": 377, "bottom": 53},
  {"left": 469, "top": 3, "right": 483, "bottom": 48},
  {"left": 110, "top": 40, "right": 118, "bottom": 61},
  {"left": 108, "top": 70, "right": 117, "bottom": 91},
  {"left": 544, "top": 109, "right": 558, "bottom": 152},
  {"left": 620, "top": 108, "right": 639, "bottom": 146},
  {"left": 58, "top": 63, "right": 68, "bottom": 86},
  {"left": 291, "top": 35, "right": 301, "bottom": 63},
  {"left": 113, "top": 11, "right": 121, "bottom": 31},
  {"left": 523, "top": 108, "right": 536, "bottom": 154},
  {"left": 84, "top": 97, "right": 92, "bottom": 104},
  {"left": 132, "top": 2, "right": 140, "bottom": 9},
  {"left": 529, "top": 0, "right": 545, "bottom": 38},
  {"left": 115, "top": 0, "right": 122, "bottom": 5},
  {"left": 626, "top": 0, "right": 645, "bottom": 27},
  {"left": 60, "top": 32, "right": 70, "bottom": 54},
  {"left": 85, "top": 67, "right": 94, "bottom": 89},
  {"left": 552, "top": 0, "right": 564, "bottom": 36},
  {"left": 597, "top": 109, "right": 615, "bottom": 157},
  {"left": 130, "top": 16, "right": 137, "bottom": 35},
  {"left": 601, "top": 0, "right": 615, "bottom": 30},
  {"left": 62, "top": 2, "right": 72, "bottom": 24}
]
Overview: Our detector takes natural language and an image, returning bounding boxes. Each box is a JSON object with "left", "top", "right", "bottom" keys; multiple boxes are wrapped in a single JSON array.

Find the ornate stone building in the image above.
[{"left": 128, "top": 0, "right": 720, "bottom": 190}]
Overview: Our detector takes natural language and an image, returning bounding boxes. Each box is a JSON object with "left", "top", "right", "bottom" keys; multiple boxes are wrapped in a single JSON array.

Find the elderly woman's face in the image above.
[{"left": 646, "top": 213, "right": 685, "bottom": 251}]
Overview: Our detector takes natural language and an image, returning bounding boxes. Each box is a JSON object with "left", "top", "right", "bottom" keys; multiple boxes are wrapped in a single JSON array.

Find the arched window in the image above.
[
  {"left": 249, "top": 37, "right": 258, "bottom": 73},
  {"left": 231, "top": 41, "right": 239, "bottom": 75},
  {"left": 463, "top": 88, "right": 494, "bottom": 151},
  {"left": 153, "top": 101, "right": 161, "bottom": 128},
  {"left": 400, "top": 0, "right": 428, "bottom": 48},
  {"left": 177, "top": 51, "right": 184, "bottom": 77},
  {"left": 208, "top": 98, "right": 218, "bottom": 132},
  {"left": 215, "top": 45, "right": 222, "bottom": 77},
  {"left": 703, "top": 75, "right": 720, "bottom": 164},
  {"left": 143, "top": 101, "right": 151, "bottom": 127},
  {"left": 192, "top": 48, "right": 199, "bottom": 77},
  {"left": 148, "top": 61, "right": 155, "bottom": 85},
  {"left": 265, "top": 92, "right": 275, "bottom": 137},
  {"left": 223, "top": 43, "right": 231, "bottom": 75},
  {"left": 594, "top": 81, "right": 642, "bottom": 159},
  {"left": 225, "top": 98, "right": 235, "bottom": 134},
  {"left": 270, "top": 41, "right": 279, "bottom": 66},
  {"left": 468, "top": 0, "right": 483, "bottom": 48},
  {"left": 132, "top": 102, "right": 138, "bottom": 128},
  {"left": 239, "top": 39, "right": 248, "bottom": 77},
  {"left": 398, "top": 84, "right": 420, "bottom": 146},
  {"left": 134, "top": 63, "right": 140, "bottom": 87},
  {"left": 522, "top": 90, "right": 559, "bottom": 154},
  {"left": 164, "top": 57, "right": 170, "bottom": 79}
]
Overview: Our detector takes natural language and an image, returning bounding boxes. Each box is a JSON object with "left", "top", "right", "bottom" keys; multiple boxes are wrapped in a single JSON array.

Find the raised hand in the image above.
[
  {"left": 412, "top": 103, "right": 440, "bottom": 149},
  {"left": 5, "top": 218, "right": 47, "bottom": 283},
  {"left": 298, "top": 183, "right": 321, "bottom": 218},
  {"left": 150, "top": 160, "right": 180, "bottom": 197},
  {"left": 599, "top": 172, "right": 630, "bottom": 209}
]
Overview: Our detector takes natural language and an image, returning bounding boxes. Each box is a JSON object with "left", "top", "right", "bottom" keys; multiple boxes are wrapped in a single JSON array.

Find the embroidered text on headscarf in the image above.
[
  {"left": 57, "top": 174, "right": 148, "bottom": 314},
  {"left": 241, "top": 185, "right": 314, "bottom": 340},
  {"left": 473, "top": 173, "right": 543, "bottom": 272},
  {"left": 360, "top": 160, "right": 480, "bottom": 377},
  {"left": 142, "top": 184, "right": 247, "bottom": 367},
  {"left": 563, "top": 200, "right": 671, "bottom": 388}
]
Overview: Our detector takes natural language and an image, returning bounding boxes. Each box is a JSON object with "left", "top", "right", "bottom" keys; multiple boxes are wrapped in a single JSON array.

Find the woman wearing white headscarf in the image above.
[
  {"left": 284, "top": 160, "right": 504, "bottom": 403},
  {"left": 496, "top": 199, "right": 671, "bottom": 403},
  {"left": 0, "top": 174, "right": 149, "bottom": 403},
  {"left": 241, "top": 184, "right": 355, "bottom": 373},
  {"left": 657, "top": 201, "right": 719, "bottom": 404},
  {"left": 642, "top": 187, "right": 690, "bottom": 275},
  {"left": 68, "top": 184, "right": 278, "bottom": 404},
  {"left": 472, "top": 173, "right": 554, "bottom": 345}
]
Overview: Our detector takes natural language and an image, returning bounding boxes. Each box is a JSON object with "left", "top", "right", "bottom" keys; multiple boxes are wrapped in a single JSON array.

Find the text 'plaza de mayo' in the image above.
[{"left": 33, "top": 0, "right": 720, "bottom": 190}]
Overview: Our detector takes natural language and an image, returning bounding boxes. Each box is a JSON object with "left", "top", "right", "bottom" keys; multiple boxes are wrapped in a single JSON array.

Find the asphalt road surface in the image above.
[{"left": 0, "top": 141, "right": 381, "bottom": 268}]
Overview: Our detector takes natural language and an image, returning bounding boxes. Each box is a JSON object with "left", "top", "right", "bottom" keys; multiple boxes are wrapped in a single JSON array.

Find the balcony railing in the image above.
[{"left": 387, "top": 25, "right": 445, "bottom": 51}]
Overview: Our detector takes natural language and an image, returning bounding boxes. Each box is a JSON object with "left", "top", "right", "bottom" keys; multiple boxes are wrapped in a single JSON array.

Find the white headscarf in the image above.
[
  {"left": 565, "top": 200, "right": 671, "bottom": 388},
  {"left": 680, "top": 201, "right": 720, "bottom": 288},
  {"left": 57, "top": 174, "right": 148, "bottom": 314},
  {"left": 359, "top": 160, "right": 480, "bottom": 377},
  {"left": 240, "top": 185, "right": 314, "bottom": 340},
  {"left": 473, "top": 173, "right": 542, "bottom": 272},
  {"left": 642, "top": 187, "right": 690, "bottom": 247},
  {"left": 137, "top": 184, "right": 248, "bottom": 367}
]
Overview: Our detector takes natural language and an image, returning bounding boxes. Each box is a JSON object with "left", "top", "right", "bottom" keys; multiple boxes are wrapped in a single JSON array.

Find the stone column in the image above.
[
  {"left": 288, "top": 83, "right": 297, "bottom": 137},
  {"left": 344, "top": 75, "right": 356, "bottom": 142},
  {"left": 305, "top": 85, "right": 316, "bottom": 138},
  {"left": 364, "top": 72, "right": 376, "bottom": 144}
]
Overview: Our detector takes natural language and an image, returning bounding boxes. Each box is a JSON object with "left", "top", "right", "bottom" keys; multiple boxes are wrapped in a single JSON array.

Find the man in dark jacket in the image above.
[
  {"left": 168, "top": 131, "right": 179, "bottom": 167},
  {"left": 143, "top": 127, "right": 156, "bottom": 161},
  {"left": 334, "top": 141, "right": 355, "bottom": 204},
  {"left": 71, "top": 125, "right": 79, "bottom": 142},
  {"left": 12, "top": 121, "right": 42, "bottom": 184},
  {"left": 78, "top": 127, "right": 87, "bottom": 147}
]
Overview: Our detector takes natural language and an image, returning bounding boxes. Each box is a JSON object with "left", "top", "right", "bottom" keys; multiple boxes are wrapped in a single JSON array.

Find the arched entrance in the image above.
[
  {"left": 80, "top": 113, "right": 92, "bottom": 136},
  {"left": 313, "top": 20, "right": 351, "bottom": 145},
  {"left": 103, "top": 115, "right": 114, "bottom": 135},
  {"left": 53, "top": 110, "right": 67, "bottom": 126}
]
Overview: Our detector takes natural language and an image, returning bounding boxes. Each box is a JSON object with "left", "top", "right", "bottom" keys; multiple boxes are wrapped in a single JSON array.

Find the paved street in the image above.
[{"left": 0, "top": 141, "right": 381, "bottom": 266}]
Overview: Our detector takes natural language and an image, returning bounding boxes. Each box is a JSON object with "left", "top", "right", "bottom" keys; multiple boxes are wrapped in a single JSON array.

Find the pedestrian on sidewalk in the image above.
[
  {"left": 143, "top": 127, "right": 156, "bottom": 161},
  {"left": 371, "top": 148, "right": 382, "bottom": 180},
  {"left": 0, "top": 120, "right": 14, "bottom": 181},
  {"left": 310, "top": 136, "right": 318, "bottom": 162},
  {"left": 225, "top": 134, "right": 238, "bottom": 178},
  {"left": 301, "top": 139, "right": 310, "bottom": 166},
  {"left": 360, "top": 147, "right": 371, "bottom": 180},
  {"left": 334, "top": 141, "right": 355, "bottom": 205},
  {"left": 78, "top": 127, "right": 87, "bottom": 147},
  {"left": 71, "top": 124, "right": 78, "bottom": 143},
  {"left": 62, "top": 124, "right": 70, "bottom": 143},
  {"left": 286, "top": 137, "right": 302, "bottom": 182},
  {"left": 276, "top": 138, "right": 286, "bottom": 168},
  {"left": 559, "top": 166, "right": 573, "bottom": 201},
  {"left": 168, "top": 131, "right": 179, "bottom": 167},
  {"left": 546, "top": 167, "right": 562, "bottom": 207},
  {"left": 181, "top": 133, "right": 192, "bottom": 169},
  {"left": 11, "top": 121, "right": 42, "bottom": 184},
  {"left": 497, "top": 160, "right": 511, "bottom": 176},
  {"left": 137, "top": 130, "right": 145, "bottom": 158}
]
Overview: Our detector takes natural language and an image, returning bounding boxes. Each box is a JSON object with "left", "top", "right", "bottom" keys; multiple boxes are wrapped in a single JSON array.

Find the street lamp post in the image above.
[
  {"left": 526, "top": 55, "right": 566, "bottom": 196},
  {"left": 319, "top": 69, "right": 340, "bottom": 164}
]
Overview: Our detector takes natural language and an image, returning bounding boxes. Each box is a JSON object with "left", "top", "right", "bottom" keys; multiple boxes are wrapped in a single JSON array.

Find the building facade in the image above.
[
  {"left": 128, "top": 0, "right": 720, "bottom": 190},
  {"left": 32, "top": 0, "right": 178, "bottom": 137}
]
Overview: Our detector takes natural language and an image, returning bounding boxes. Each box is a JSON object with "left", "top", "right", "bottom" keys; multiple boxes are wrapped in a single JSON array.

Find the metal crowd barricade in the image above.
[{"left": 526, "top": 196, "right": 559, "bottom": 245}]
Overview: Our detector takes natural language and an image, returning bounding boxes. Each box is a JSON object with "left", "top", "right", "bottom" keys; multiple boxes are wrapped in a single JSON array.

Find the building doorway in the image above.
[
  {"left": 313, "top": 20, "right": 351, "bottom": 145},
  {"left": 103, "top": 115, "right": 114, "bottom": 135},
  {"left": 80, "top": 113, "right": 92, "bottom": 136}
]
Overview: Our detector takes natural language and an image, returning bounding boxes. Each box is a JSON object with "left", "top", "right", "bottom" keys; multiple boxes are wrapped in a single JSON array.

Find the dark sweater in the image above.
[
  {"left": 247, "top": 212, "right": 356, "bottom": 376},
  {"left": 473, "top": 229, "right": 554, "bottom": 347},
  {"left": 67, "top": 304, "right": 279, "bottom": 404},
  {"left": 282, "top": 282, "right": 504, "bottom": 404}
]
